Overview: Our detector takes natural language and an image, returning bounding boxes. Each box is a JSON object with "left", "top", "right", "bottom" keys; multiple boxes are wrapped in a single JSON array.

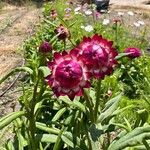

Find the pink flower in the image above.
[
  {"left": 46, "top": 51, "right": 91, "bottom": 100},
  {"left": 95, "top": 11, "right": 101, "bottom": 19},
  {"left": 71, "top": 34, "right": 118, "bottom": 79},
  {"left": 124, "top": 47, "right": 142, "bottom": 59},
  {"left": 50, "top": 9, "right": 57, "bottom": 20},
  {"left": 39, "top": 41, "right": 52, "bottom": 53},
  {"left": 55, "top": 24, "right": 69, "bottom": 40}
]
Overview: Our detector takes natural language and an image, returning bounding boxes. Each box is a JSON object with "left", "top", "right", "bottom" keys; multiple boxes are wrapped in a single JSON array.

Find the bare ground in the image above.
[
  {"left": 0, "top": 3, "right": 42, "bottom": 146},
  {"left": 0, "top": 4, "right": 42, "bottom": 115}
]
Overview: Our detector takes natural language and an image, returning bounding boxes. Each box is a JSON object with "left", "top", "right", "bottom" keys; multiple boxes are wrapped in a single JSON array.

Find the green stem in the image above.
[
  {"left": 63, "top": 39, "right": 66, "bottom": 50},
  {"left": 28, "top": 78, "right": 39, "bottom": 150},
  {"left": 94, "top": 80, "right": 101, "bottom": 122},
  {"left": 84, "top": 90, "right": 94, "bottom": 123},
  {"left": 143, "top": 139, "right": 150, "bottom": 150},
  {"left": 85, "top": 126, "right": 92, "bottom": 150}
]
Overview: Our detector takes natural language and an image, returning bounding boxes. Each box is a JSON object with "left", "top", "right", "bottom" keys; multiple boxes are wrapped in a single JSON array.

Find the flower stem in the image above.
[
  {"left": 28, "top": 77, "right": 39, "bottom": 150},
  {"left": 143, "top": 139, "right": 150, "bottom": 150},
  {"left": 84, "top": 90, "right": 95, "bottom": 123},
  {"left": 94, "top": 80, "right": 101, "bottom": 122}
]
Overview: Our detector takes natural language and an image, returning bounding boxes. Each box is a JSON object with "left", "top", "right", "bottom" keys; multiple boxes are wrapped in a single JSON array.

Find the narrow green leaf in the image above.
[
  {"left": 44, "top": 19, "right": 57, "bottom": 27},
  {"left": 97, "top": 94, "right": 122, "bottom": 123},
  {"left": 68, "top": 20, "right": 77, "bottom": 28},
  {"left": 108, "top": 124, "right": 150, "bottom": 150},
  {"left": 61, "top": 132, "right": 87, "bottom": 149},
  {"left": 89, "top": 124, "right": 103, "bottom": 150},
  {"left": 52, "top": 107, "right": 67, "bottom": 122},
  {"left": 38, "top": 66, "right": 51, "bottom": 77},
  {"left": 72, "top": 100, "right": 86, "bottom": 113},
  {"left": 0, "top": 111, "right": 25, "bottom": 130},
  {"left": 36, "top": 134, "right": 58, "bottom": 143},
  {"left": 53, "top": 127, "right": 65, "bottom": 150},
  {"left": 36, "top": 122, "right": 60, "bottom": 134},
  {"left": 0, "top": 67, "right": 33, "bottom": 84}
]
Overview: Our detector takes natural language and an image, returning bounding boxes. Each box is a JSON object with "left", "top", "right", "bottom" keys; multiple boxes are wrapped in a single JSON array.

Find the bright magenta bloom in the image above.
[
  {"left": 46, "top": 51, "right": 91, "bottom": 100},
  {"left": 124, "top": 47, "right": 141, "bottom": 59},
  {"left": 71, "top": 34, "right": 118, "bottom": 79},
  {"left": 39, "top": 41, "right": 52, "bottom": 53}
]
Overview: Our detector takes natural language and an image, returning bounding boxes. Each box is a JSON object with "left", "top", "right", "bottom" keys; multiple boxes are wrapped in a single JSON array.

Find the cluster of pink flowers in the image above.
[
  {"left": 38, "top": 33, "right": 142, "bottom": 100},
  {"left": 45, "top": 34, "right": 118, "bottom": 100}
]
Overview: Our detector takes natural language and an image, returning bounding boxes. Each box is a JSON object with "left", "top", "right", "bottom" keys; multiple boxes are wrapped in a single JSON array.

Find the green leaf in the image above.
[
  {"left": 108, "top": 124, "right": 150, "bottom": 150},
  {"left": 36, "top": 134, "right": 58, "bottom": 143},
  {"left": 44, "top": 19, "right": 57, "bottom": 27},
  {"left": 5, "top": 140, "right": 15, "bottom": 150},
  {"left": 89, "top": 124, "right": 103, "bottom": 150},
  {"left": 0, "top": 67, "right": 33, "bottom": 84},
  {"left": 72, "top": 100, "right": 86, "bottom": 113},
  {"left": 52, "top": 107, "right": 67, "bottom": 122},
  {"left": 68, "top": 20, "right": 77, "bottom": 28},
  {"left": 53, "top": 127, "right": 65, "bottom": 150},
  {"left": 34, "top": 100, "right": 44, "bottom": 114},
  {"left": 38, "top": 66, "right": 51, "bottom": 77},
  {"left": 36, "top": 122, "right": 60, "bottom": 134},
  {"left": 0, "top": 111, "right": 25, "bottom": 130},
  {"left": 60, "top": 96, "right": 86, "bottom": 112},
  {"left": 61, "top": 132, "right": 87, "bottom": 150},
  {"left": 97, "top": 94, "right": 122, "bottom": 123}
]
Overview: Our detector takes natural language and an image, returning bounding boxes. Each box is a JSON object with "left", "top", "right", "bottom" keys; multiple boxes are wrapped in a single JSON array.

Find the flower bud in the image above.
[
  {"left": 50, "top": 9, "right": 57, "bottom": 20},
  {"left": 39, "top": 41, "right": 52, "bottom": 53},
  {"left": 55, "top": 24, "right": 69, "bottom": 40},
  {"left": 124, "top": 47, "right": 142, "bottom": 59}
]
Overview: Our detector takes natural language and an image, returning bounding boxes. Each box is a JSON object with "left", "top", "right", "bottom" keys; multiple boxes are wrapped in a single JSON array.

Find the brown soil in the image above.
[
  {"left": 0, "top": 4, "right": 42, "bottom": 113},
  {"left": 0, "top": 3, "right": 42, "bottom": 146}
]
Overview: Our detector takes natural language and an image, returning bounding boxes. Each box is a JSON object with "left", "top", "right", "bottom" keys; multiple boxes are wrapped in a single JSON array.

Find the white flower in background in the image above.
[
  {"left": 133, "top": 22, "right": 140, "bottom": 27},
  {"left": 118, "top": 12, "right": 124, "bottom": 16},
  {"left": 74, "top": 6, "right": 81, "bottom": 12},
  {"left": 137, "top": 20, "right": 145, "bottom": 25},
  {"left": 75, "top": 11, "right": 80, "bottom": 14},
  {"left": 84, "top": 9, "right": 92, "bottom": 15},
  {"left": 65, "top": 8, "right": 72, "bottom": 13},
  {"left": 91, "top": 4, "right": 97, "bottom": 10},
  {"left": 102, "top": 19, "right": 110, "bottom": 25},
  {"left": 133, "top": 20, "right": 145, "bottom": 27},
  {"left": 80, "top": 25, "right": 85, "bottom": 29},
  {"left": 127, "top": 11, "right": 134, "bottom": 16},
  {"left": 84, "top": 25, "right": 94, "bottom": 32}
]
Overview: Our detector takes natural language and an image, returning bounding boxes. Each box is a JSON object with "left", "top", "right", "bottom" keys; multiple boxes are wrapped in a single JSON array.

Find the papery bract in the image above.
[
  {"left": 55, "top": 24, "right": 69, "bottom": 40},
  {"left": 46, "top": 51, "right": 91, "bottom": 100},
  {"left": 124, "top": 47, "right": 142, "bottom": 59},
  {"left": 71, "top": 34, "right": 118, "bottom": 79}
]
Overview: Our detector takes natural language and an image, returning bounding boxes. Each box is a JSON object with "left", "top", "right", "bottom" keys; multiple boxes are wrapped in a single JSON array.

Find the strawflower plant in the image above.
[{"left": 0, "top": 1, "right": 150, "bottom": 150}]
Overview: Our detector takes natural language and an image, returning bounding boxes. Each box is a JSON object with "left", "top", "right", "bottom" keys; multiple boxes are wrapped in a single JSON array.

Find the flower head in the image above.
[
  {"left": 127, "top": 11, "right": 134, "bottom": 16},
  {"left": 117, "top": 12, "right": 124, "bottom": 16},
  {"left": 39, "top": 41, "right": 52, "bottom": 53},
  {"left": 46, "top": 51, "right": 91, "bottom": 100},
  {"left": 95, "top": 11, "right": 101, "bottom": 19},
  {"left": 84, "top": 9, "right": 92, "bottom": 15},
  {"left": 124, "top": 47, "right": 142, "bottom": 59},
  {"left": 84, "top": 25, "right": 94, "bottom": 32},
  {"left": 71, "top": 34, "right": 118, "bottom": 79},
  {"left": 50, "top": 9, "right": 57, "bottom": 20},
  {"left": 55, "top": 24, "right": 69, "bottom": 40},
  {"left": 102, "top": 19, "right": 110, "bottom": 25}
]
